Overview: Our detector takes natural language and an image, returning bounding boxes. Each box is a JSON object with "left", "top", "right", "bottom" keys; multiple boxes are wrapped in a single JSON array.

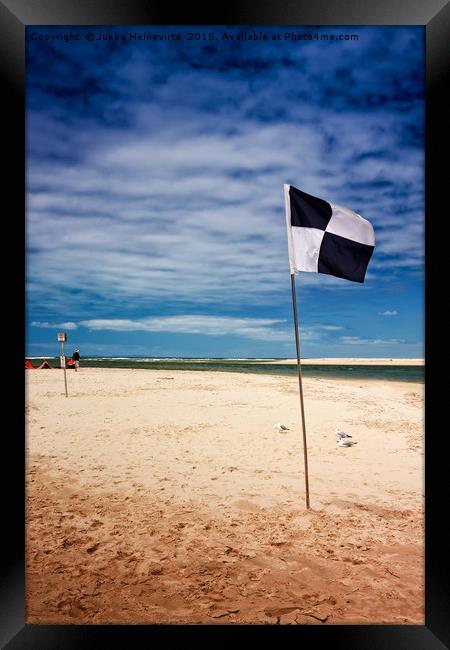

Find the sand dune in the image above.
[{"left": 26, "top": 368, "right": 424, "bottom": 624}]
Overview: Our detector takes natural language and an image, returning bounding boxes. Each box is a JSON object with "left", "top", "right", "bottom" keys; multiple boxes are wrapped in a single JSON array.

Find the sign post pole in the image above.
[{"left": 58, "top": 333, "right": 68, "bottom": 398}]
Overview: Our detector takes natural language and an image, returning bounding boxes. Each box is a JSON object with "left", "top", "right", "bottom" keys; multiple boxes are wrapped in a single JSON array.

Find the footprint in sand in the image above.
[
  {"left": 233, "top": 499, "right": 261, "bottom": 512},
  {"left": 86, "top": 543, "right": 100, "bottom": 554}
]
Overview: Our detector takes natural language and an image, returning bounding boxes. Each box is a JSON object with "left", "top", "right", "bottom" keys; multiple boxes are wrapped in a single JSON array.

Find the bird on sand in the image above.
[
  {"left": 335, "top": 427, "right": 352, "bottom": 439},
  {"left": 274, "top": 423, "right": 289, "bottom": 432},
  {"left": 337, "top": 439, "right": 358, "bottom": 447}
]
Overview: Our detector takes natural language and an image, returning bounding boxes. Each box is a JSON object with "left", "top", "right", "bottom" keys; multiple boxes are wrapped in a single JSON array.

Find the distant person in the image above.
[{"left": 72, "top": 349, "right": 80, "bottom": 372}]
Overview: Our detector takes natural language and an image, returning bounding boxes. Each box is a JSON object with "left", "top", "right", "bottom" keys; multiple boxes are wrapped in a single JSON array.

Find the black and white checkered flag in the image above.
[{"left": 284, "top": 184, "right": 375, "bottom": 283}]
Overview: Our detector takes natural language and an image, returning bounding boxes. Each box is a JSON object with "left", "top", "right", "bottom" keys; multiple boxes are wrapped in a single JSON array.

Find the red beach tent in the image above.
[{"left": 25, "top": 360, "right": 36, "bottom": 369}]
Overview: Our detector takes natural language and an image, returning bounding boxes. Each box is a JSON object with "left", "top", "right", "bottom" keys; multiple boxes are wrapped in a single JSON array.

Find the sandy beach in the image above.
[{"left": 25, "top": 367, "right": 424, "bottom": 625}]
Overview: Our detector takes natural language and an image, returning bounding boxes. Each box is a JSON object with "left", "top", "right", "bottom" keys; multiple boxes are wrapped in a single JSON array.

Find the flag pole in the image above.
[{"left": 290, "top": 273, "right": 311, "bottom": 509}]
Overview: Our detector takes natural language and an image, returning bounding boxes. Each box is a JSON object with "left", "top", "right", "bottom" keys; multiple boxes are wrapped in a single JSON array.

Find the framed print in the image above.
[{"left": 3, "top": 0, "right": 449, "bottom": 647}]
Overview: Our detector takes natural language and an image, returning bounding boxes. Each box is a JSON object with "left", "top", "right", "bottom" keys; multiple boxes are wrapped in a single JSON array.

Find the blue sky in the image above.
[{"left": 26, "top": 26, "right": 424, "bottom": 358}]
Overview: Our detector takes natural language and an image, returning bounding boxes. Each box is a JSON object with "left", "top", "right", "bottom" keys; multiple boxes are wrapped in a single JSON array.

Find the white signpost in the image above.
[{"left": 58, "top": 332, "right": 68, "bottom": 397}]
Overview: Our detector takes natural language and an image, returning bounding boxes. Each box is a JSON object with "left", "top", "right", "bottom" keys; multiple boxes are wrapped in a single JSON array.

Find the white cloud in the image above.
[
  {"left": 80, "top": 315, "right": 290, "bottom": 342},
  {"left": 312, "top": 325, "right": 344, "bottom": 331},
  {"left": 340, "top": 336, "right": 405, "bottom": 345},
  {"left": 380, "top": 310, "right": 398, "bottom": 316},
  {"left": 78, "top": 315, "right": 342, "bottom": 343},
  {"left": 26, "top": 103, "right": 423, "bottom": 315},
  {"left": 31, "top": 321, "right": 78, "bottom": 330}
]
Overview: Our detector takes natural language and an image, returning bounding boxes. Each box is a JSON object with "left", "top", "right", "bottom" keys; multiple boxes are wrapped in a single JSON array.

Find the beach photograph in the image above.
[{"left": 26, "top": 25, "right": 424, "bottom": 625}]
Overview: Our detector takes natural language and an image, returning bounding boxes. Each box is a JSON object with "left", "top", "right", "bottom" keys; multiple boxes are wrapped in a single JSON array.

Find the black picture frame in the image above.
[{"left": 3, "top": 0, "right": 448, "bottom": 647}]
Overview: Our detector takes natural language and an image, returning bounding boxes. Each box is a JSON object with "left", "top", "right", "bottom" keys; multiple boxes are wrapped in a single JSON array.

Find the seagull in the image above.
[
  {"left": 337, "top": 439, "right": 358, "bottom": 447},
  {"left": 335, "top": 427, "right": 352, "bottom": 439},
  {"left": 274, "top": 423, "right": 289, "bottom": 432}
]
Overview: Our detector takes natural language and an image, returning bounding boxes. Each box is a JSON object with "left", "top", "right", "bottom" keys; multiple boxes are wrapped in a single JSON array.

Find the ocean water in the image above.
[{"left": 27, "top": 357, "right": 424, "bottom": 383}]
